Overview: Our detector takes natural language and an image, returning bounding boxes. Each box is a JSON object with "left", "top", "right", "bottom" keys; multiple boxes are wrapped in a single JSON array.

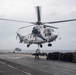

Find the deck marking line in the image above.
[
  {"left": 7, "top": 64, "right": 14, "bottom": 69},
  {"left": 0, "top": 61, "right": 31, "bottom": 75},
  {"left": 0, "top": 62, "right": 6, "bottom": 65},
  {"left": 15, "top": 68, "right": 31, "bottom": 75}
]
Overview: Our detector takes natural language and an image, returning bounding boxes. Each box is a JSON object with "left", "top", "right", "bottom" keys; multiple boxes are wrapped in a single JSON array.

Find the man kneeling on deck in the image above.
[{"left": 35, "top": 49, "right": 40, "bottom": 59}]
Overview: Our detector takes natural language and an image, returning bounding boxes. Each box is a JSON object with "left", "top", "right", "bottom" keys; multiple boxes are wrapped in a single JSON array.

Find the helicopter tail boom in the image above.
[{"left": 16, "top": 32, "right": 24, "bottom": 43}]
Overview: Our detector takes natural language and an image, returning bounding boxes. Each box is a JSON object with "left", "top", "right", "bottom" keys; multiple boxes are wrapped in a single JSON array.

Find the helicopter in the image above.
[
  {"left": 0, "top": 6, "right": 76, "bottom": 48},
  {"left": 16, "top": 24, "right": 58, "bottom": 48}
]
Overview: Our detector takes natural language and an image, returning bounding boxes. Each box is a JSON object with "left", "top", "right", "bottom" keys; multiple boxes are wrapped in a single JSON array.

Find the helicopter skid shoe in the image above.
[
  {"left": 40, "top": 44, "right": 43, "bottom": 48},
  {"left": 48, "top": 43, "right": 52, "bottom": 47},
  {"left": 27, "top": 44, "right": 30, "bottom": 47}
]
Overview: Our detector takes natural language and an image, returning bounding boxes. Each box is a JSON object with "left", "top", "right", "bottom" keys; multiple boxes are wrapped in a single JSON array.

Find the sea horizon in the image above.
[{"left": 0, "top": 49, "right": 76, "bottom": 53}]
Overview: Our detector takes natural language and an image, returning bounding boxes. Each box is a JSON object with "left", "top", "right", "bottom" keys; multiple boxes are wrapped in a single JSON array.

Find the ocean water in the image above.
[{"left": 0, "top": 49, "right": 76, "bottom": 53}]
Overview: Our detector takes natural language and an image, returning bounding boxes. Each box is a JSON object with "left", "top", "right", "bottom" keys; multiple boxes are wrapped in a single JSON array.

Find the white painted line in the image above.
[
  {"left": 7, "top": 64, "right": 14, "bottom": 69},
  {"left": 15, "top": 68, "right": 31, "bottom": 75},
  {"left": 21, "top": 70, "right": 31, "bottom": 75},
  {"left": 7, "top": 64, "right": 32, "bottom": 75},
  {"left": 0, "top": 62, "right": 6, "bottom": 65},
  {"left": 0, "top": 61, "right": 31, "bottom": 75}
]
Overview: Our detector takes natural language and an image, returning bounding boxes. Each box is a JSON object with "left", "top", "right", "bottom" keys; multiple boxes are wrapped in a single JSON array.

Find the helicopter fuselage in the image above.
[{"left": 17, "top": 25, "right": 58, "bottom": 47}]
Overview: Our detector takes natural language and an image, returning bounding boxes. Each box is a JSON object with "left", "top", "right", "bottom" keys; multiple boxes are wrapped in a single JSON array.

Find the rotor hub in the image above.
[{"left": 36, "top": 21, "right": 42, "bottom": 25}]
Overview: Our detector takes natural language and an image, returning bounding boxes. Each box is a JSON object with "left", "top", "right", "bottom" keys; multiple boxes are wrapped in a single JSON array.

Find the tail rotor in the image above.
[
  {"left": 16, "top": 32, "right": 23, "bottom": 43},
  {"left": 16, "top": 32, "right": 18, "bottom": 39}
]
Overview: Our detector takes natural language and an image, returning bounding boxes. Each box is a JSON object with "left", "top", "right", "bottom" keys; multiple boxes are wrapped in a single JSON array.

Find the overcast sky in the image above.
[{"left": 0, "top": 0, "right": 76, "bottom": 51}]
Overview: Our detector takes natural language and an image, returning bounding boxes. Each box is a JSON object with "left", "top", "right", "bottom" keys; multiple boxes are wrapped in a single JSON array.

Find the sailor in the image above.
[{"left": 35, "top": 49, "right": 40, "bottom": 59}]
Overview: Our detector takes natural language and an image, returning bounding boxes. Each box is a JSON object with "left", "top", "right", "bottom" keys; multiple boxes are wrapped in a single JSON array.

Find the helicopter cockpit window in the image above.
[
  {"left": 32, "top": 28, "right": 40, "bottom": 35},
  {"left": 45, "top": 33, "right": 51, "bottom": 36},
  {"left": 44, "top": 29, "right": 51, "bottom": 36}
]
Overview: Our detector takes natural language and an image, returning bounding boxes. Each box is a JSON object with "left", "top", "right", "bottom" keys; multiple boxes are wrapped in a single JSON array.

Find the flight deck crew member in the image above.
[{"left": 35, "top": 49, "right": 40, "bottom": 59}]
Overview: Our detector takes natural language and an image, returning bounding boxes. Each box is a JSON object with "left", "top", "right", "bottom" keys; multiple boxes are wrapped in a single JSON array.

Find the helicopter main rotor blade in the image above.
[
  {"left": 43, "top": 24, "right": 58, "bottom": 29},
  {"left": 0, "top": 18, "right": 35, "bottom": 24},
  {"left": 43, "top": 19, "right": 76, "bottom": 24},
  {"left": 36, "top": 6, "right": 41, "bottom": 22},
  {"left": 19, "top": 25, "right": 35, "bottom": 29}
]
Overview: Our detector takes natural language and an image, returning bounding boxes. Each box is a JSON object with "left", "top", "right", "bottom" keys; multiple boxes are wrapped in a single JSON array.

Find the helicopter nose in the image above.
[
  {"left": 53, "top": 33, "right": 58, "bottom": 40},
  {"left": 55, "top": 35, "right": 58, "bottom": 39}
]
